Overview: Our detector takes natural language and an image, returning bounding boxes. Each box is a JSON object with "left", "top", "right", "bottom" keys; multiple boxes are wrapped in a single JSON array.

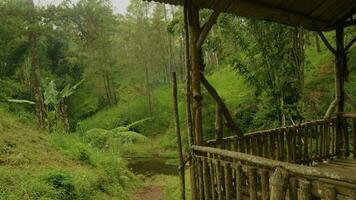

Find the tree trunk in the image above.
[{"left": 27, "top": 0, "right": 45, "bottom": 129}]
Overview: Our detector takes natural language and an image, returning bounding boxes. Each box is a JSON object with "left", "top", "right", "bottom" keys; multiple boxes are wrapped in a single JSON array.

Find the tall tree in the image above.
[{"left": 27, "top": 0, "right": 46, "bottom": 128}]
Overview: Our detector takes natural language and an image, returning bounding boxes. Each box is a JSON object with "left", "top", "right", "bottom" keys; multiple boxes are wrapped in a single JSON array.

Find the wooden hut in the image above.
[{"left": 145, "top": 0, "right": 356, "bottom": 199}]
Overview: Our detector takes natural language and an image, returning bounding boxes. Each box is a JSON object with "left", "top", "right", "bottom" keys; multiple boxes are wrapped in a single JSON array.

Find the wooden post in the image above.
[
  {"left": 353, "top": 119, "right": 356, "bottom": 158},
  {"left": 235, "top": 164, "right": 243, "bottom": 200},
  {"left": 172, "top": 72, "right": 186, "bottom": 200},
  {"left": 183, "top": 2, "right": 197, "bottom": 199},
  {"left": 270, "top": 167, "right": 289, "bottom": 200},
  {"left": 187, "top": 1, "right": 203, "bottom": 145},
  {"left": 335, "top": 23, "right": 346, "bottom": 156},
  {"left": 248, "top": 167, "right": 258, "bottom": 200},
  {"left": 260, "top": 169, "right": 270, "bottom": 200},
  {"left": 215, "top": 103, "right": 223, "bottom": 139},
  {"left": 224, "top": 163, "right": 232, "bottom": 200}
]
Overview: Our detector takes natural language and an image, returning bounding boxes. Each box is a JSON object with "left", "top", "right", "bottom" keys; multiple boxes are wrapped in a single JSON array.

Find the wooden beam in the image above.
[
  {"left": 196, "top": 0, "right": 233, "bottom": 48},
  {"left": 316, "top": 30, "right": 336, "bottom": 55},
  {"left": 344, "top": 19, "right": 356, "bottom": 28},
  {"left": 196, "top": 10, "right": 222, "bottom": 49},
  {"left": 324, "top": 98, "right": 339, "bottom": 119},
  {"left": 345, "top": 36, "right": 356, "bottom": 52},
  {"left": 345, "top": 92, "right": 356, "bottom": 111},
  {"left": 200, "top": 73, "right": 243, "bottom": 136}
]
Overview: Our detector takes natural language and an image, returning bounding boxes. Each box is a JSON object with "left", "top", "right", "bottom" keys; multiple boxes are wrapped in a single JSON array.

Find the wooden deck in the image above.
[{"left": 314, "top": 157, "right": 356, "bottom": 173}]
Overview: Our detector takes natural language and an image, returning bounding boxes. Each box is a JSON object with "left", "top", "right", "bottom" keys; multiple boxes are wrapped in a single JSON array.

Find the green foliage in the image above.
[
  {"left": 7, "top": 99, "right": 35, "bottom": 105},
  {"left": 113, "top": 131, "right": 149, "bottom": 146},
  {"left": 85, "top": 128, "right": 112, "bottom": 149},
  {"left": 43, "top": 170, "right": 76, "bottom": 200}
]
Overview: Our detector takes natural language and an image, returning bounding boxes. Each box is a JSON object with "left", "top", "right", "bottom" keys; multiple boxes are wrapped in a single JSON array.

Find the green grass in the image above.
[{"left": 0, "top": 110, "right": 140, "bottom": 200}]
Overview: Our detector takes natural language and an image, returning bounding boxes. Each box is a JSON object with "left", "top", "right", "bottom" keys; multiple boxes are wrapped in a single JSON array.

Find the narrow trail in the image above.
[{"left": 131, "top": 185, "right": 164, "bottom": 200}]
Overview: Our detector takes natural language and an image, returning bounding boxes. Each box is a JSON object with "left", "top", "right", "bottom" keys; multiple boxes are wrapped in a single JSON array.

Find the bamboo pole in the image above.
[
  {"left": 172, "top": 72, "right": 186, "bottom": 200},
  {"left": 187, "top": 1, "right": 203, "bottom": 145}
]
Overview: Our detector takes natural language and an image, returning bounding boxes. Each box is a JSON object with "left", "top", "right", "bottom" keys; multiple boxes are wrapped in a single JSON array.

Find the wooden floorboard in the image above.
[{"left": 314, "top": 158, "right": 356, "bottom": 173}]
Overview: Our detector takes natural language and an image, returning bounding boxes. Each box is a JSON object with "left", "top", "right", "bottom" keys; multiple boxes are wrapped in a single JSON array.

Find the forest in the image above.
[{"left": 0, "top": 0, "right": 355, "bottom": 199}]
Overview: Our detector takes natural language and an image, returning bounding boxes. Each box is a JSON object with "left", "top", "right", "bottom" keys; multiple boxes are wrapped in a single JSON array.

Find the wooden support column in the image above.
[
  {"left": 335, "top": 23, "right": 346, "bottom": 114},
  {"left": 187, "top": 1, "right": 203, "bottom": 145},
  {"left": 183, "top": 1, "right": 197, "bottom": 199},
  {"left": 335, "top": 23, "right": 347, "bottom": 156}
]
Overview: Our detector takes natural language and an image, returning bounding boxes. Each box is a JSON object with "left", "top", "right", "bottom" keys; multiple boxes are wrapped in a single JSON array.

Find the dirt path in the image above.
[{"left": 131, "top": 185, "right": 164, "bottom": 200}]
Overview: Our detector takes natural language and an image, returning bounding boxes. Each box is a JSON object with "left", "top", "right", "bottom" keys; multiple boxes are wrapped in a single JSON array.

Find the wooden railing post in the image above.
[
  {"left": 234, "top": 164, "right": 242, "bottom": 200},
  {"left": 270, "top": 167, "right": 289, "bottom": 200},
  {"left": 248, "top": 167, "right": 258, "bottom": 200},
  {"left": 324, "top": 186, "right": 336, "bottom": 200},
  {"left": 297, "top": 179, "right": 311, "bottom": 200},
  {"left": 353, "top": 118, "right": 356, "bottom": 158}
]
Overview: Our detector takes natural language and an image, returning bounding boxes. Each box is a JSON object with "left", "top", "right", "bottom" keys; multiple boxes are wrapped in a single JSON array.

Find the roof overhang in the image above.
[{"left": 144, "top": 0, "right": 356, "bottom": 31}]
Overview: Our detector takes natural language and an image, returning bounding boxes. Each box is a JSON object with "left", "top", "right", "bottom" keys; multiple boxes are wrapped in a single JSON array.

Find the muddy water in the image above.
[{"left": 127, "top": 157, "right": 178, "bottom": 176}]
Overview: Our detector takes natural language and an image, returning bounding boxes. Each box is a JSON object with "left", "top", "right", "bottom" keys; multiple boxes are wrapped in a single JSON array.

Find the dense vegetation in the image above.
[{"left": 0, "top": 0, "right": 355, "bottom": 199}]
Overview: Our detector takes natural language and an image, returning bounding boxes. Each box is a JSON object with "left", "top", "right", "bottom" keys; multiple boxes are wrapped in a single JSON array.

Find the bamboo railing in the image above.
[
  {"left": 190, "top": 114, "right": 356, "bottom": 200},
  {"left": 206, "top": 114, "right": 356, "bottom": 164},
  {"left": 191, "top": 145, "right": 356, "bottom": 200}
]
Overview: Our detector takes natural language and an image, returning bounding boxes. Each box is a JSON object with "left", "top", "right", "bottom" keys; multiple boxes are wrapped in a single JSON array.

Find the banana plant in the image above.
[{"left": 43, "top": 79, "right": 84, "bottom": 132}]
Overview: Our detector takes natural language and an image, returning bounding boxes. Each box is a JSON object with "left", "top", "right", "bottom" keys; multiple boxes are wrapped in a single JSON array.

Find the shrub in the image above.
[
  {"left": 84, "top": 128, "right": 111, "bottom": 149},
  {"left": 73, "top": 144, "right": 94, "bottom": 166},
  {"left": 43, "top": 170, "right": 76, "bottom": 200}
]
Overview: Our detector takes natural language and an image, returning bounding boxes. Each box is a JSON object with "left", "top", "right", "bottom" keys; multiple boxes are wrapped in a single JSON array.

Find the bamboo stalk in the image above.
[
  {"left": 224, "top": 163, "right": 232, "bottom": 200},
  {"left": 248, "top": 167, "right": 257, "bottom": 200},
  {"left": 203, "top": 158, "right": 211, "bottom": 200},
  {"left": 353, "top": 119, "right": 356, "bottom": 158},
  {"left": 260, "top": 169, "right": 270, "bottom": 200},
  {"left": 235, "top": 164, "right": 243, "bottom": 200}
]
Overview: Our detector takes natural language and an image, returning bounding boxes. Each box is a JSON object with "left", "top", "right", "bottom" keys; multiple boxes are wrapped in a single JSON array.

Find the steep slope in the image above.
[{"left": 0, "top": 110, "right": 138, "bottom": 200}]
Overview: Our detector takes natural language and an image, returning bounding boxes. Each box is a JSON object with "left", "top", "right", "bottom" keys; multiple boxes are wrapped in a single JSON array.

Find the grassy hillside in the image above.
[{"left": 0, "top": 109, "right": 139, "bottom": 200}]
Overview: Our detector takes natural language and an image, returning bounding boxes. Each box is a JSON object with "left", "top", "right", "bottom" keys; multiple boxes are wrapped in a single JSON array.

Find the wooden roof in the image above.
[{"left": 145, "top": 0, "right": 356, "bottom": 31}]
